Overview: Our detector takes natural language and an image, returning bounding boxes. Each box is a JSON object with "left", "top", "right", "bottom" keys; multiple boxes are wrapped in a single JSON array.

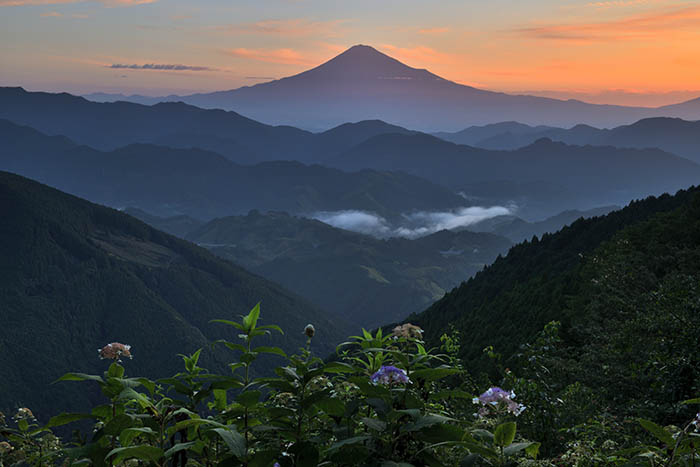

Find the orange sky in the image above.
[{"left": 1, "top": 0, "right": 699, "bottom": 106}]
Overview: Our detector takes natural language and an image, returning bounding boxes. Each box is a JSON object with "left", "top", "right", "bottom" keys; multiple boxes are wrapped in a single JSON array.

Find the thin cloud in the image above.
[
  {"left": 516, "top": 5, "right": 700, "bottom": 42},
  {"left": 109, "top": 63, "right": 215, "bottom": 71},
  {"left": 1, "top": 0, "right": 155, "bottom": 6},
  {"left": 40, "top": 9, "right": 61, "bottom": 15},
  {"left": 225, "top": 47, "right": 317, "bottom": 66},
  {"left": 418, "top": 26, "right": 450, "bottom": 35},
  {"left": 221, "top": 18, "right": 347, "bottom": 38},
  {"left": 587, "top": 0, "right": 646, "bottom": 7}
]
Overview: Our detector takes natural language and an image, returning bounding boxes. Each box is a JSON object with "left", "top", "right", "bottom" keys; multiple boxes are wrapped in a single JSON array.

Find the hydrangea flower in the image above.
[
  {"left": 371, "top": 365, "right": 411, "bottom": 385},
  {"left": 473, "top": 386, "right": 525, "bottom": 417},
  {"left": 391, "top": 323, "right": 423, "bottom": 339},
  {"left": 13, "top": 407, "right": 35, "bottom": 421},
  {"left": 98, "top": 342, "right": 132, "bottom": 361}
]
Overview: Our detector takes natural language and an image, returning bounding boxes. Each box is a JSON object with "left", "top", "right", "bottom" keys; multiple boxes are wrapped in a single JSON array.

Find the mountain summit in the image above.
[
  {"left": 85, "top": 45, "right": 698, "bottom": 130},
  {"left": 290, "top": 44, "right": 445, "bottom": 83}
]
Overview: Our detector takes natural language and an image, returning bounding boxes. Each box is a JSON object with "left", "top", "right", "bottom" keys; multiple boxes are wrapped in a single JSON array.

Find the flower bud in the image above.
[{"left": 304, "top": 324, "right": 315, "bottom": 338}]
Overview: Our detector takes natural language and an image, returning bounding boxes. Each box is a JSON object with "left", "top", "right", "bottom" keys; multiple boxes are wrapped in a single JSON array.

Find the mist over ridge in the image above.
[{"left": 313, "top": 206, "right": 513, "bottom": 239}]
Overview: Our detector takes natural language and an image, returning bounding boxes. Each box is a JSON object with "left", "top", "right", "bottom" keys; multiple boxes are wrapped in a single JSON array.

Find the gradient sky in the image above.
[{"left": 2, "top": 0, "right": 700, "bottom": 106}]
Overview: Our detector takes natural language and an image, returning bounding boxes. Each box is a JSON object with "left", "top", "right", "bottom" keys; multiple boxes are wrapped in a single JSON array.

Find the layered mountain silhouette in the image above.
[
  {"left": 83, "top": 45, "right": 699, "bottom": 130},
  {"left": 0, "top": 119, "right": 466, "bottom": 220},
  {"left": 0, "top": 171, "right": 347, "bottom": 419},
  {"left": 437, "top": 117, "right": 700, "bottom": 165},
  {"left": 0, "top": 87, "right": 407, "bottom": 164},
  {"left": 329, "top": 132, "right": 700, "bottom": 218}
]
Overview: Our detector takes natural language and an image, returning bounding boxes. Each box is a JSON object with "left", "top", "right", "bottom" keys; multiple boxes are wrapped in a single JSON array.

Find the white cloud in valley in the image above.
[{"left": 313, "top": 206, "right": 512, "bottom": 239}]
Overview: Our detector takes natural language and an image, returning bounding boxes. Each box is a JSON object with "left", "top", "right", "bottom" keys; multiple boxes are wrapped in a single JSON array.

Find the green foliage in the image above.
[{"left": 1, "top": 305, "right": 545, "bottom": 466}]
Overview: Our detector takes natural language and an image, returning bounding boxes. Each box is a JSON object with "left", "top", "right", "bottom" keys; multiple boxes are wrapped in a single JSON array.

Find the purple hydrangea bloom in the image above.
[
  {"left": 472, "top": 386, "right": 525, "bottom": 417},
  {"left": 371, "top": 365, "right": 411, "bottom": 385}
]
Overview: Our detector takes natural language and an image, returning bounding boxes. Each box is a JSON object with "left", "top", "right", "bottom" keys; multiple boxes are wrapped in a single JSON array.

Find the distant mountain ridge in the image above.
[
  {"left": 437, "top": 117, "right": 700, "bottom": 164},
  {"left": 0, "top": 87, "right": 413, "bottom": 164},
  {"left": 0, "top": 119, "right": 465, "bottom": 220},
  {"left": 81, "top": 45, "right": 700, "bottom": 130},
  {"left": 330, "top": 132, "right": 700, "bottom": 218}
]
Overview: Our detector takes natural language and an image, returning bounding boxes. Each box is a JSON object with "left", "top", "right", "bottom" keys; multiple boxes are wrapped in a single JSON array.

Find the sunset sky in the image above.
[{"left": 2, "top": 0, "right": 700, "bottom": 106}]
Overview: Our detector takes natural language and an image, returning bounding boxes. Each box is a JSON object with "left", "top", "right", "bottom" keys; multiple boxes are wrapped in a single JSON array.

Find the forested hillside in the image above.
[
  {"left": 410, "top": 186, "right": 700, "bottom": 429},
  {"left": 0, "top": 171, "right": 346, "bottom": 420},
  {"left": 178, "top": 210, "right": 512, "bottom": 327}
]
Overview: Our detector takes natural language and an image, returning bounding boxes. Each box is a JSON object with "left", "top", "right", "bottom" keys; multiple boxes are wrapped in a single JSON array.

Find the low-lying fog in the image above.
[{"left": 312, "top": 206, "right": 512, "bottom": 239}]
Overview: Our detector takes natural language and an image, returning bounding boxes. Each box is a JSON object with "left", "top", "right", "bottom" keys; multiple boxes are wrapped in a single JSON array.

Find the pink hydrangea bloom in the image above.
[{"left": 98, "top": 342, "right": 132, "bottom": 361}]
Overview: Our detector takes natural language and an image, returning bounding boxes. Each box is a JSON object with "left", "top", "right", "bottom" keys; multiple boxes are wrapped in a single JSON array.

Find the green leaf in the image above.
[
  {"left": 107, "top": 362, "right": 125, "bottom": 378},
  {"left": 417, "top": 423, "right": 465, "bottom": 443},
  {"left": 254, "top": 346, "right": 287, "bottom": 357},
  {"left": 164, "top": 441, "right": 197, "bottom": 459},
  {"left": 461, "top": 441, "right": 499, "bottom": 459},
  {"left": 315, "top": 397, "right": 345, "bottom": 417},
  {"left": 210, "top": 319, "right": 245, "bottom": 331},
  {"left": 105, "top": 445, "right": 164, "bottom": 463},
  {"left": 46, "top": 412, "right": 94, "bottom": 428},
  {"left": 214, "top": 340, "right": 247, "bottom": 353},
  {"left": 401, "top": 414, "right": 454, "bottom": 432},
  {"left": 323, "top": 361, "right": 356, "bottom": 374},
  {"left": 289, "top": 441, "right": 319, "bottom": 467},
  {"left": 525, "top": 442, "right": 541, "bottom": 459},
  {"left": 118, "top": 387, "right": 155, "bottom": 410},
  {"left": 410, "top": 368, "right": 461, "bottom": 382},
  {"left": 361, "top": 417, "right": 386, "bottom": 431},
  {"left": 212, "top": 427, "right": 246, "bottom": 458},
  {"left": 494, "top": 422, "right": 516, "bottom": 447},
  {"left": 242, "top": 302, "right": 261, "bottom": 332},
  {"left": 639, "top": 419, "right": 674, "bottom": 446},
  {"left": 682, "top": 398, "right": 700, "bottom": 405},
  {"left": 119, "top": 427, "right": 157, "bottom": 447},
  {"left": 328, "top": 436, "right": 371, "bottom": 452},
  {"left": 236, "top": 390, "right": 261, "bottom": 409},
  {"left": 56, "top": 373, "right": 104, "bottom": 384},
  {"left": 504, "top": 442, "right": 537, "bottom": 457},
  {"left": 257, "top": 324, "right": 284, "bottom": 335},
  {"left": 103, "top": 414, "right": 136, "bottom": 436}
]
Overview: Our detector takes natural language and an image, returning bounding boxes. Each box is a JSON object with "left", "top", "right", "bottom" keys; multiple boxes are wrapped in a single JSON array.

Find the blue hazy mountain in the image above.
[{"left": 83, "top": 45, "right": 698, "bottom": 131}]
